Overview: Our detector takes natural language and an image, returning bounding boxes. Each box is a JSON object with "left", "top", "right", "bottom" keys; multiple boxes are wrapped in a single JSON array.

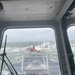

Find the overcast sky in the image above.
[
  {"left": 67, "top": 26, "right": 75, "bottom": 41},
  {"left": 2, "top": 26, "right": 75, "bottom": 43},
  {"left": 3, "top": 28, "right": 56, "bottom": 42}
]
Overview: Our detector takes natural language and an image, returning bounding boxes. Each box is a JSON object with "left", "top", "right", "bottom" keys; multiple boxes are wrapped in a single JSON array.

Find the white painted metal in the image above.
[
  {"left": 46, "top": 55, "right": 49, "bottom": 71},
  {"left": 21, "top": 55, "right": 24, "bottom": 71},
  {"left": 43, "top": 56, "right": 46, "bottom": 65},
  {"left": 56, "top": 0, "right": 74, "bottom": 21},
  {"left": 0, "top": 0, "right": 65, "bottom": 21}
]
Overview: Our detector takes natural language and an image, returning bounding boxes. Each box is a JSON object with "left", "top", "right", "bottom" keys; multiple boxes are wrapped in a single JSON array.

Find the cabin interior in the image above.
[{"left": 0, "top": 0, "right": 75, "bottom": 75}]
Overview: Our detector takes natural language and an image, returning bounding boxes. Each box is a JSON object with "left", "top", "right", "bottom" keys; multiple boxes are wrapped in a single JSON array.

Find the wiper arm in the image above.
[
  {"left": 0, "top": 58, "right": 14, "bottom": 75},
  {"left": 0, "top": 35, "right": 18, "bottom": 75}
]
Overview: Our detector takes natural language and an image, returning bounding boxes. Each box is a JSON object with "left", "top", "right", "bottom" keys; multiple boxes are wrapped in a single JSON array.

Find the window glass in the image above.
[
  {"left": 67, "top": 26, "right": 75, "bottom": 61},
  {"left": 0, "top": 28, "right": 61, "bottom": 75}
]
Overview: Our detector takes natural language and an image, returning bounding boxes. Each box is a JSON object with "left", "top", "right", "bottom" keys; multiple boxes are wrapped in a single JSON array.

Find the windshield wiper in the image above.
[{"left": 0, "top": 35, "right": 18, "bottom": 75}]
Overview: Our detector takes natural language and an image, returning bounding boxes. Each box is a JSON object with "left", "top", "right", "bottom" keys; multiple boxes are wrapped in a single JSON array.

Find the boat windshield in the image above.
[{"left": 0, "top": 28, "right": 61, "bottom": 75}]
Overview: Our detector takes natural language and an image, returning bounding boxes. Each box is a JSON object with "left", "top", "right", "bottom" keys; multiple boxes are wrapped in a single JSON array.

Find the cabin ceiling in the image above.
[{"left": 0, "top": 0, "right": 70, "bottom": 21}]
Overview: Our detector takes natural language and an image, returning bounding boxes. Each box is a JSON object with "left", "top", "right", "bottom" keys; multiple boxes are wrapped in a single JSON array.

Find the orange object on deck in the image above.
[{"left": 30, "top": 46, "right": 37, "bottom": 52}]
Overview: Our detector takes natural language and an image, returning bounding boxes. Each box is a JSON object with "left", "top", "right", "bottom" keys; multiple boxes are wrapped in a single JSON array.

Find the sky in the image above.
[
  {"left": 2, "top": 26, "right": 75, "bottom": 43},
  {"left": 3, "top": 28, "right": 56, "bottom": 42},
  {"left": 67, "top": 26, "right": 75, "bottom": 41}
]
